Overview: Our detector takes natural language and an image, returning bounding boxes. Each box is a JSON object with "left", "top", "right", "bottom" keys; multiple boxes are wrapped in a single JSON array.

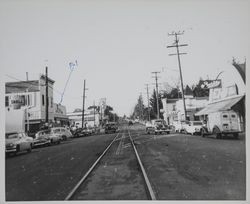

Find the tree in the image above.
[
  {"left": 192, "top": 78, "right": 209, "bottom": 97},
  {"left": 132, "top": 95, "right": 145, "bottom": 120},
  {"left": 104, "top": 105, "right": 113, "bottom": 116},
  {"left": 149, "top": 89, "right": 163, "bottom": 119}
]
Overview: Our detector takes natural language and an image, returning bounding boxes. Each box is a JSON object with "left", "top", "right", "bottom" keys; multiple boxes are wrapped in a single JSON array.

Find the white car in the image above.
[
  {"left": 184, "top": 121, "right": 203, "bottom": 135},
  {"left": 6, "top": 132, "right": 34, "bottom": 155},
  {"left": 50, "top": 127, "right": 73, "bottom": 141},
  {"left": 173, "top": 120, "right": 189, "bottom": 133}
]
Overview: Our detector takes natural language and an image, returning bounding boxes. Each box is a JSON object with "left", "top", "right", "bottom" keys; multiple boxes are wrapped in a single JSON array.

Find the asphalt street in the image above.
[
  {"left": 5, "top": 123, "right": 246, "bottom": 201},
  {"left": 5, "top": 133, "right": 117, "bottom": 201}
]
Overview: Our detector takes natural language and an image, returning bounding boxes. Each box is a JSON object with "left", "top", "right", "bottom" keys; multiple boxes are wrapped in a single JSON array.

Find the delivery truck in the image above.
[{"left": 201, "top": 110, "right": 241, "bottom": 139}]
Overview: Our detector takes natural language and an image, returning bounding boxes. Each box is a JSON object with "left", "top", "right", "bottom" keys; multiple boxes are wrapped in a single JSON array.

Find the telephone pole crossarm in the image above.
[
  {"left": 169, "top": 53, "right": 187, "bottom": 56},
  {"left": 167, "top": 44, "right": 188, "bottom": 48}
]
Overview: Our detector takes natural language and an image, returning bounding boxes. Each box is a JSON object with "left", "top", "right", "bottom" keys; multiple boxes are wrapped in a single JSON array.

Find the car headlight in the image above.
[{"left": 8, "top": 143, "right": 16, "bottom": 147}]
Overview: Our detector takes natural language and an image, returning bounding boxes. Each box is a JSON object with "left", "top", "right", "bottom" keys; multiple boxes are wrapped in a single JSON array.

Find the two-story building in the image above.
[{"left": 5, "top": 74, "right": 68, "bottom": 134}]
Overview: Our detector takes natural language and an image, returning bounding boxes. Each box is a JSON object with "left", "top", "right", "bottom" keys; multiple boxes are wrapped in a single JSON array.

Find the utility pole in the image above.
[
  {"left": 152, "top": 71, "right": 160, "bottom": 119},
  {"left": 45, "top": 66, "right": 49, "bottom": 123},
  {"left": 167, "top": 31, "right": 188, "bottom": 120},
  {"left": 145, "top": 84, "right": 151, "bottom": 121},
  {"left": 93, "top": 100, "right": 96, "bottom": 128},
  {"left": 139, "top": 92, "right": 143, "bottom": 121},
  {"left": 81, "top": 80, "right": 88, "bottom": 128}
]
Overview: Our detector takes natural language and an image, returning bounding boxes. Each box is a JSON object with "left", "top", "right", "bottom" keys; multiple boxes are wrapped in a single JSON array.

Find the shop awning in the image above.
[{"left": 195, "top": 95, "right": 244, "bottom": 116}]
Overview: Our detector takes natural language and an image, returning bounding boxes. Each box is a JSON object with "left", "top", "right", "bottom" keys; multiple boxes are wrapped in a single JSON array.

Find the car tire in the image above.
[
  {"left": 201, "top": 128, "right": 206, "bottom": 137},
  {"left": 27, "top": 144, "right": 32, "bottom": 153},
  {"left": 62, "top": 135, "right": 67, "bottom": 141},
  {"left": 213, "top": 127, "right": 222, "bottom": 139},
  {"left": 233, "top": 133, "right": 239, "bottom": 139},
  {"left": 15, "top": 145, "right": 20, "bottom": 155}
]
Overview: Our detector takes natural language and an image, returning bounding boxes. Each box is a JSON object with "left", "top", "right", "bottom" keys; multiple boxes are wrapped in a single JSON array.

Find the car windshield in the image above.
[
  {"left": 52, "top": 129, "right": 60, "bottom": 133},
  {"left": 155, "top": 120, "right": 164, "bottom": 125},
  {"left": 193, "top": 122, "right": 202, "bottom": 126},
  {"left": 6, "top": 133, "right": 19, "bottom": 139}
]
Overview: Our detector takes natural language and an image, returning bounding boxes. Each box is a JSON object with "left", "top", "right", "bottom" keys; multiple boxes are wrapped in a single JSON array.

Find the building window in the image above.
[
  {"left": 27, "top": 94, "right": 30, "bottom": 106},
  {"left": 5, "top": 96, "right": 9, "bottom": 107},
  {"left": 42, "top": 94, "right": 45, "bottom": 106},
  {"left": 173, "top": 105, "right": 176, "bottom": 111},
  {"left": 51, "top": 97, "right": 53, "bottom": 108}
]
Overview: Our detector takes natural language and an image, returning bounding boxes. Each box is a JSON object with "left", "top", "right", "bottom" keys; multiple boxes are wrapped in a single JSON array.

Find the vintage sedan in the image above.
[
  {"left": 105, "top": 122, "right": 118, "bottom": 134},
  {"left": 34, "top": 130, "right": 51, "bottom": 147},
  {"left": 6, "top": 132, "right": 34, "bottom": 155},
  {"left": 50, "top": 127, "right": 73, "bottom": 141}
]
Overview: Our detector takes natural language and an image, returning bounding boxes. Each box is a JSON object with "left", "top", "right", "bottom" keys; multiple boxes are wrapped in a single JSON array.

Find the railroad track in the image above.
[{"left": 64, "top": 126, "right": 156, "bottom": 200}]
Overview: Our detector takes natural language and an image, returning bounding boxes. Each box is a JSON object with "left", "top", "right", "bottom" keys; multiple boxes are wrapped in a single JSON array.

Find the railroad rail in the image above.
[{"left": 64, "top": 126, "right": 156, "bottom": 200}]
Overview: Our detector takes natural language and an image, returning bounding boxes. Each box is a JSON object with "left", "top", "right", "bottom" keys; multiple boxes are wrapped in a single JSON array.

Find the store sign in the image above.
[
  {"left": 201, "top": 79, "right": 221, "bottom": 89},
  {"left": 10, "top": 95, "right": 25, "bottom": 109},
  {"left": 209, "top": 84, "right": 238, "bottom": 103}
]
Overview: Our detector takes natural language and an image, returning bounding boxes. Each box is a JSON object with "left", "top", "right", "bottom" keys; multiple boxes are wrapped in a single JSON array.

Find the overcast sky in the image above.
[{"left": 0, "top": 0, "right": 249, "bottom": 116}]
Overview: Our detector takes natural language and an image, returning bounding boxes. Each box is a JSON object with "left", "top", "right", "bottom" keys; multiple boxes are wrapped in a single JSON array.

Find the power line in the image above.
[
  {"left": 5, "top": 74, "right": 81, "bottom": 100},
  {"left": 59, "top": 60, "right": 77, "bottom": 104}
]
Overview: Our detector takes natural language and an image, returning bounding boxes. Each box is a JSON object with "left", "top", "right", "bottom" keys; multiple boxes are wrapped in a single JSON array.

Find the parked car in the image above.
[
  {"left": 146, "top": 119, "right": 170, "bottom": 135},
  {"left": 173, "top": 120, "right": 189, "bottom": 133},
  {"left": 6, "top": 132, "right": 34, "bottom": 155},
  {"left": 36, "top": 129, "right": 61, "bottom": 145},
  {"left": 34, "top": 130, "right": 51, "bottom": 147},
  {"left": 105, "top": 122, "right": 118, "bottom": 134},
  {"left": 184, "top": 121, "right": 203, "bottom": 135},
  {"left": 50, "top": 127, "right": 73, "bottom": 141},
  {"left": 72, "top": 127, "right": 91, "bottom": 137}
]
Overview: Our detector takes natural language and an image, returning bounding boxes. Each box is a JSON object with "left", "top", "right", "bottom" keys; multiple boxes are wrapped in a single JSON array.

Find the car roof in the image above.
[{"left": 6, "top": 132, "right": 20, "bottom": 135}]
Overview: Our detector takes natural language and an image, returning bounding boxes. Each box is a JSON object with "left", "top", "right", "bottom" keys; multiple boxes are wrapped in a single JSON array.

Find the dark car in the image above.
[{"left": 105, "top": 122, "right": 118, "bottom": 134}]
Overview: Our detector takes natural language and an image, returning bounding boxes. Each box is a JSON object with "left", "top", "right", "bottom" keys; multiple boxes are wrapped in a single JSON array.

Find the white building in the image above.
[
  {"left": 176, "top": 96, "right": 209, "bottom": 121},
  {"left": 161, "top": 96, "right": 209, "bottom": 125},
  {"left": 5, "top": 74, "right": 68, "bottom": 134},
  {"left": 67, "top": 108, "right": 100, "bottom": 128}
]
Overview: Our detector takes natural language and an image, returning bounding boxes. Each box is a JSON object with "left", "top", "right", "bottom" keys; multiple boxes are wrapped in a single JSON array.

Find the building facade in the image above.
[
  {"left": 161, "top": 96, "right": 209, "bottom": 125},
  {"left": 67, "top": 108, "right": 100, "bottom": 128},
  {"left": 5, "top": 75, "right": 68, "bottom": 134}
]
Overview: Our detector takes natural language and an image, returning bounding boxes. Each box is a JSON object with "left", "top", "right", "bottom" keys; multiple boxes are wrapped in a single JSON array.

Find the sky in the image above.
[{"left": 0, "top": 0, "right": 249, "bottom": 116}]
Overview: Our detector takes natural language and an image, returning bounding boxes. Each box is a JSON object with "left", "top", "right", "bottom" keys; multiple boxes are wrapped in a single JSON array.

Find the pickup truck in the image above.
[{"left": 146, "top": 119, "right": 170, "bottom": 135}]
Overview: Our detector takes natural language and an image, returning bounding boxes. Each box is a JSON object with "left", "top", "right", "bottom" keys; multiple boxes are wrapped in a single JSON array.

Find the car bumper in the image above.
[
  {"left": 6, "top": 147, "right": 17, "bottom": 153},
  {"left": 155, "top": 129, "right": 170, "bottom": 133},
  {"left": 222, "top": 130, "right": 240, "bottom": 134},
  {"left": 34, "top": 141, "right": 49, "bottom": 146}
]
